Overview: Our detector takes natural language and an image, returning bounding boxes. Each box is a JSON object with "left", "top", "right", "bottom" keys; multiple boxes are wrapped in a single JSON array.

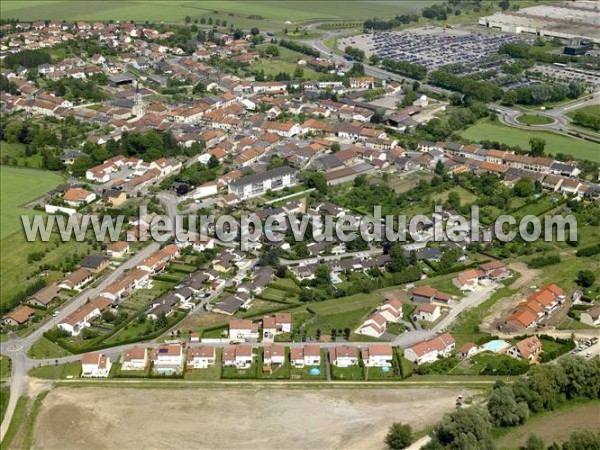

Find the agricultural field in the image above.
[
  {"left": 1, "top": 0, "right": 438, "bottom": 27},
  {"left": 461, "top": 120, "right": 600, "bottom": 162},
  {"left": 0, "top": 166, "right": 65, "bottom": 239}
]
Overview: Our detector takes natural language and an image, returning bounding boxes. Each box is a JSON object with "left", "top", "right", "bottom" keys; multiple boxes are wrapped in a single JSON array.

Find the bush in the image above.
[{"left": 528, "top": 254, "right": 560, "bottom": 268}]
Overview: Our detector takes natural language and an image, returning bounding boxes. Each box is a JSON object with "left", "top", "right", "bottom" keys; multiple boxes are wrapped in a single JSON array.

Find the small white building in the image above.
[
  {"left": 329, "top": 345, "right": 358, "bottom": 368},
  {"left": 151, "top": 344, "right": 184, "bottom": 373},
  {"left": 81, "top": 352, "right": 112, "bottom": 378},
  {"left": 404, "top": 333, "right": 455, "bottom": 365},
  {"left": 121, "top": 346, "right": 148, "bottom": 371},
  {"left": 412, "top": 304, "right": 441, "bottom": 323},
  {"left": 362, "top": 344, "right": 394, "bottom": 367},
  {"left": 187, "top": 346, "right": 216, "bottom": 369}
]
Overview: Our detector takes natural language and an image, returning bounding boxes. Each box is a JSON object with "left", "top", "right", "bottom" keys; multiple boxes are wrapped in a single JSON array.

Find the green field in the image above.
[
  {"left": 567, "top": 104, "right": 600, "bottom": 119},
  {"left": 0, "top": 166, "right": 65, "bottom": 239},
  {"left": 0, "top": 141, "right": 44, "bottom": 169},
  {"left": 1, "top": 1, "right": 438, "bottom": 27},
  {"left": 516, "top": 114, "right": 555, "bottom": 125},
  {"left": 462, "top": 120, "right": 600, "bottom": 162}
]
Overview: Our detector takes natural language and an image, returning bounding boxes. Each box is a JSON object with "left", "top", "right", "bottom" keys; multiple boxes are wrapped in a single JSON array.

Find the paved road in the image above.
[{"left": 0, "top": 241, "right": 160, "bottom": 442}]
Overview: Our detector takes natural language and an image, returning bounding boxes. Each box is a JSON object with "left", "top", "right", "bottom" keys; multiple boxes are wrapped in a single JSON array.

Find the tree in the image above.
[
  {"left": 487, "top": 386, "right": 529, "bottom": 427},
  {"left": 185, "top": 15, "right": 191, "bottom": 23},
  {"left": 514, "top": 179, "right": 534, "bottom": 197},
  {"left": 562, "top": 430, "right": 600, "bottom": 450},
  {"left": 529, "top": 137, "right": 546, "bottom": 156},
  {"left": 369, "top": 54, "right": 381, "bottom": 65},
  {"left": 207, "top": 154, "right": 219, "bottom": 169},
  {"left": 499, "top": 0, "right": 510, "bottom": 11},
  {"left": 385, "top": 422, "right": 413, "bottom": 449},
  {"left": 330, "top": 142, "right": 341, "bottom": 153},
  {"left": 576, "top": 269, "right": 595, "bottom": 288},
  {"left": 427, "top": 407, "right": 493, "bottom": 450},
  {"left": 522, "top": 434, "right": 545, "bottom": 450},
  {"left": 193, "top": 82, "right": 206, "bottom": 94},
  {"left": 313, "top": 264, "right": 331, "bottom": 288},
  {"left": 387, "top": 244, "right": 407, "bottom": 273},
  {"left": 304, "top": 171, "right": 327, "bottom": 194},
  {"left": 250, "top": 27, "right": 260, "bottom": 35}
]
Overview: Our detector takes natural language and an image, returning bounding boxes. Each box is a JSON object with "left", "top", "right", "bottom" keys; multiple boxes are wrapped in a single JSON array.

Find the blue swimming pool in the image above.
[
  {"left": 381, "top": 366, "right": 390, "bottom": 373},
  {"left": 481, "top": 340, "right": 508, "bottom": 353},
  {"left": 309, "top": 367, "right": 321, "bottom": 376}
]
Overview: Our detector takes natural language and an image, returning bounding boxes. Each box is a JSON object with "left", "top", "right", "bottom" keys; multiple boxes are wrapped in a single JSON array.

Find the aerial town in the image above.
[{"left": 0, "top": 1, "right": 599, "bottom": 449}]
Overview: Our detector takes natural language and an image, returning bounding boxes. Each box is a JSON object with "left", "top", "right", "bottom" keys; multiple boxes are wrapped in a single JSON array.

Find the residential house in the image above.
[
  {"left": 459, "top": 342, "right": 479, "bottom": 359},
  {"left": 329, "top": 346, "right": 359, "bottom": 367},
  {"left": 290, "top": 344, "right": 321, "bottom": 368},
  {"left": 2, "top": 305, "right": 36, "bottom": 326},
  {"left": 27, "top": 282, "right": 61, "bottom": 308},
  {"left": 222, "top": 344, "right": 254, "bottom": 369},
  {"left": 187, "top": 346, "right": 216, "bottom": 369},
  {"left": 151, "top": 344, "right": 184, "bottom": 373},
  {"left": 63, "top": 187, "right": 96, "bottom": 207},
  {"left": 361, "top": 344, "right": 394, "bottom": 367},
  {"left": 58, "top": 296, "right": 112, "bottom": 335},
  {"left": 454, "top": 269, "right": 485, "bottom": 291},
  {"left": 228, "top": 319, "right": 259, "bottom": 341},
  {"left": 580, "top": 305, "right": 600, "bottom": 326},
  {"left": 107, "top": 241, "right": 130, "bottom": 258},
  {"left": 411, "top": 286, "right": 453, "bottom": 305},
  {"left": 228, "top": 167, "right": 298, "bottom": 200},
  {"left": 80, "top": 255, "right": 110, "bottom": 273},
  {"left": 412, "top": 304, "right": 441, "bottom": 323},
  {"left": 404, "top": 333, "right": 455, "bottom": 365},
  {"left": 507, "top": 336, "right": 542, "bottom": 363},
  {"left": 356, "top": 313, "right": 387, "bottom": 338},
  {"left": 81, "top": 352, "right": 112, "bottom": 378},
  {"left": 121, "top": 346, "right": 148, "bottom": 371},
  {"left": 261, "top": 312, "right": 292, "bottom": 341},
  {"left": 263, "top": 343, "right": 286, "bottom": 366},
  {"left": 59, "top": 268, "right": 94, "bottom": 291}
]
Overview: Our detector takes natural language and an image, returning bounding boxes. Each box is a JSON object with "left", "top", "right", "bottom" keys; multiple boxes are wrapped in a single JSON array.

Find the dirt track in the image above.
[{"left": 33, "top": 386, "right": 472, "bottom": 450}]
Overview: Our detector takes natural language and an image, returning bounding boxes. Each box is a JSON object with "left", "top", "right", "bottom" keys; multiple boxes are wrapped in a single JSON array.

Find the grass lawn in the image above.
[
  {"left": 290, "top": 351, "right": 327, "bottom": 380},
  {"left": 28, "top": 361, "right": 81, "bottom": 379},
  {"left": 495, "top": 400, "right": 600, "bottom": 449},
  {"left": 431, "top": 186, "right": 478, "bottom": 205},
  {"left": 27, "top": 336, "right": 72, "bottom": 359},
  {"left": 330, "top": 364, "right": 364, "bottom": 381},
  {"left": 221, "top": 361, "right": 259, "bottom": 379},
  {"left": 0, "top": 395, "right": 26, "bottom": 449},
  {"left": 184, "top": 349, "right": 222, "bottom": 381},
  {"left": 0, "top": 166, "right": 66, "bottom": 238},
  {"left": 0, "top": 387, "right": 9, "bottom": 424},
  {"left": 258, "top": 349, "right": 291, "bottom": 380},
  {"left": 0, "top": 141, "right": 43, "bottom": 168},
  {"left": 515, "top": 114, "right": 555, "bottom": 125},
  {"left": 462, "top": 120, "right": 600, "bottom": 162},
  {"left": 0, "top": 355, "right": 11, "bottom": 380}
]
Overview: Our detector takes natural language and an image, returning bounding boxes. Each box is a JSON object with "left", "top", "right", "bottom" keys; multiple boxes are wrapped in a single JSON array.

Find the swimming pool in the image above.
[
  {"left": 309, "top": 367, "right": 321, "bottom": 376},
  {"left": 481, "top": 340, "right": 509, "bottom": 353},
  {"left": 381, "top": 366, "right": 390, "bottom": 373}
]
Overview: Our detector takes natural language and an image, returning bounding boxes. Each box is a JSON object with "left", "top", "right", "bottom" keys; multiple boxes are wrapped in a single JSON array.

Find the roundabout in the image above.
[{"left": 515, "top": 114, "right": 556, "bottom": 126}]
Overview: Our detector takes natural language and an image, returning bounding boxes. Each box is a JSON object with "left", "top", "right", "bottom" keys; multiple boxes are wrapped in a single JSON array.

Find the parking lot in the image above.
[
  {"left": 342, "top": 27, "right": 524, "bottom": 71},
  {"left": 571, "top": 336, "right": 599, "bottom": 359}
]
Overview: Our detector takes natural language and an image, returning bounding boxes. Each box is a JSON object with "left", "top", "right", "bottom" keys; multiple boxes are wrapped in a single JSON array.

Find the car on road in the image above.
[{"left": 52, "top": 311, "right": 60, "bottom": 317}]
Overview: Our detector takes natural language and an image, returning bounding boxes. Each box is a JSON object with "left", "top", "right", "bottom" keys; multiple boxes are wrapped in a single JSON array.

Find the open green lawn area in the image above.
[
  {"left": 0, "top": 141, "right": 43, "bottom": 168},
  {"left": 0, "top": 166, "right": 65, "bottom": 239},
  {"left": 516, "top": 114, "right": 555, "bottom": 125},
  {"left": 567, "top": 104, "right": 600, "bottom": 120},
  {"left": 28, "top": 361, "right": 81, "bottom": 379},
  {"left": 330, "top": 364, "right": 363, "bottom": 381},
  {"left": 1, "top": 0, "right": 436, "bottom": 27},
  {"left": 184, "top": 349, "right": 222, "bottom": 380},
  {"left": 0, "top": 355, "right": 11, "bottom": 380},
  {"left": 494, "top": 400, "right": 600, "bottom": 449},
  {"left": 461, "top": 120, "right": 600, "bottom": 162},
  {"left": 431, "top": 186, "right": 477, "bottom": 205},
  {"left": 221, "top": 361, "right": 259, "bottom": 379},
  {"left": 0, "top": 386, "right": 9, "bottom": 424},
  {"left": 27, "top": 336, "right": 72, "bottom": 359}
]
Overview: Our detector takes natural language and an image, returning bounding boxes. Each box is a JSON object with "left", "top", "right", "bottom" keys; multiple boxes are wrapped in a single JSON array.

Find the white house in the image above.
[
  {"left": 404, "top": 333, "right": 455, "bottom": 365},
  {"left": 222, "top": 345, "right": 254, "bottom": 369},
  {"left": 228, "top": 167, "right": 298, "bottom": 200},
  {"left": 580, "top": 305, "right": 600, "bottom": 326},
  {"left": 356, "top": 312, "right": 387, "bottom": 338},
  {"left": 412, "top": 304, "right": 441, "bottom": 323},
  {"left": 361, "top": 344, "right": 394, "bottom": 367},
  {"left": 81, "top": 352, "right": 112, "bottom": 378},
  {"left": 329, "top": 345, "right": 358, "bottom": 368},
  {"left": 263, "top": 343, "right": 286, "bottom": 366},
  {"left": 378, "top": 298, "right": 403, "bottom": 322},
  {"left": 290, "top": 345, "right": 321, "bottom": 368},
  {"left": 507, "top": 336, "right": 542, "bottom": 363},
  {"left": 228, "top": 319, "right": 259, "bottom": 341},
  {"left": 151, "top": 344, "right": 184, "bottom": 373},
  {"left": 121, "top": 346, "right": 148, "bottom": 371},
  {"left": 63, "top": 187, "right": 96, "bottom": 207},
  {"left": 261, "top": 312, "right": 292, "bottom": 341},
  {"left": 187, "top": 346, "right": 216, "bottom": 369}
]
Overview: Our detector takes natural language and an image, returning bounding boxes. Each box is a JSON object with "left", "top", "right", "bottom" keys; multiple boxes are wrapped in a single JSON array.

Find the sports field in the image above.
[
  {"left": 462, "top": 120, "right": 600, "bottom": 162},
  {"left": 0, "top": 166, "right": 65, "bottom": 239},
  {"left": 1, "top": 1, "right": 438, "bottom": 26}
]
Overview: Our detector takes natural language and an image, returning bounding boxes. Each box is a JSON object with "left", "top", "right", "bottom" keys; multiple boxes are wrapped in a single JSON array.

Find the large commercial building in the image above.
[
  {"left": 479, "top": 2, "right": 600, "bottom": 44},
  {"left": 228, "top": 167, "right": 298, "bottom": 200}
]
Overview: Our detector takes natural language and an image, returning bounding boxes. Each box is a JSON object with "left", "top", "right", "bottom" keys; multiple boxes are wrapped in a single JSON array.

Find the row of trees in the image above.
[
  {"left": 570, "top": 110, "right": 600, "bottom": 132},
  {"left": 502, "top": 82, "right": 585, "bottom": 106},
  {"left": 382, "top": 59, "right": 428, "bottom": 80},
  {"left": 279, "top": 39, "right": 319, "bottom": 58},
  {"left": 429, "top": 69, "right": 504, "bottom": 103}
]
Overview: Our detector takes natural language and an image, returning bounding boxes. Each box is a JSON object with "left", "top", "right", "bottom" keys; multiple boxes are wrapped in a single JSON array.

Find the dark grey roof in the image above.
[{"left": 80, "top": 255, "right": 108, "bottom": 270}]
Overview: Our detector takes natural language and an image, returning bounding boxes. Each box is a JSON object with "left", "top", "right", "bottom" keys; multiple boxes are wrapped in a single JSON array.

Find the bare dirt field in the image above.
[
  {"left": 507, "top": 262, "right": 540, "bottom": 291},
  {"left": 32, "top": 386, "right": 473, "bottom": 450}
]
